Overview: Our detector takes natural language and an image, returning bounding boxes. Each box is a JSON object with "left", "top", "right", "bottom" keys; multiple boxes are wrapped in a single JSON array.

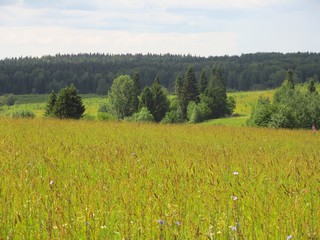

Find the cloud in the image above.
[
  {"left": 0, "top": 0, "right": 319, "bottom": 58},
  {"left": 0, "top": 27, "right": 239, "bottom": 58}
]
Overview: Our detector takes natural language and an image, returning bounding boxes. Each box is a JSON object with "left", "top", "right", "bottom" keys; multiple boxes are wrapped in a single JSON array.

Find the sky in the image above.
[{"left": 0, "top": 0, "right": 319, "bottom": 59}]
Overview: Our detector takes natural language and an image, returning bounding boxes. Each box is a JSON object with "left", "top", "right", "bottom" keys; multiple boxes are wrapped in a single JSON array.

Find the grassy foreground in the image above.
[{"left": 0, "top": 118, "right": 319, "bottom": 239}]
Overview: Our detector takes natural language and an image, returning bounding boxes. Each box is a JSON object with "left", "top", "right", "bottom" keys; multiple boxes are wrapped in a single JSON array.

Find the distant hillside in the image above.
[{"left": 0, "top": 52, "right": 319, "bottom": 94}]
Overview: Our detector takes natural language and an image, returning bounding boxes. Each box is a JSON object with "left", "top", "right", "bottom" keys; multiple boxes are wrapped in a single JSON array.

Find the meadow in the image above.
[
  {"left": 0, "top": 117, "right": 319, "bottom": 239},
  {"left": 0, "top": 90, "right": 275, "bottom": 126}
]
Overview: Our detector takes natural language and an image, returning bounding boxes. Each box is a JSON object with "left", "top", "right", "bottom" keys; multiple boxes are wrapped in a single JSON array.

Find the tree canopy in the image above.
[{"left": 1, "top": 52, "right": 320, "bottom": 94}]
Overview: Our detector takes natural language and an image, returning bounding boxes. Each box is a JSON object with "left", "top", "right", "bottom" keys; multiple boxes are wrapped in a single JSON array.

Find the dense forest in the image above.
[{"left": 0, "top": 52, "right": 319, "bottom": 95}]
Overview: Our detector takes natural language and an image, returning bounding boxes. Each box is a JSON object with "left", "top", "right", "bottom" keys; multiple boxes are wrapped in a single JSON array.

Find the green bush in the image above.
[
  {"left": 128, "top": 107, "right": 154, "bottom": 122},
  {"left": 11, "top": 110, "right": 35, "bottom": 119},
  {"left": 97, "top": 112, "right": 116, "bottom": 121},
  {"left": 247, "top": 97, "right": 273, "bottom": 127}
]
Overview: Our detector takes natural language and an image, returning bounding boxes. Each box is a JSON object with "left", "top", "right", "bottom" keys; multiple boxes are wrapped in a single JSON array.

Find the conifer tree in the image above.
[
  {"left": 140, "top": 86, "right": 153, "bottom": 112},
  {"left": 198, "top": 69, "right": 208, "bottom": 94},
  {"left": 53, "top": 86, "right": 85, "bottom": 119},
  {"left": 150, "top": 76, "right": 169, "bottom": 122},
  {"left": 44, "top": 90, "right": 57, "bottom": 116},
  {"left": 183, "top": 65, "right": 199, "bottom": 103},
  {"left": 175, "top": 74, "right": 184, "bottom": 100},
  {"left": 132, "top": 71, "right": 141, "bottom": 112},
  {"left": 179, "top": 65, "right": 199, "bottom": 119}
]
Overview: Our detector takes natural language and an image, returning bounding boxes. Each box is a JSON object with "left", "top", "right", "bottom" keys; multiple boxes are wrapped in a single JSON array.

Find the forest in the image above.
[{"left": 0, "top": 52, "right": 320, "bottom": 95}]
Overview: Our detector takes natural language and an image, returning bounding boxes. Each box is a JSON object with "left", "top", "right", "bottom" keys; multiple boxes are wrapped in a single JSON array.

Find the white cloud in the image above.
[
  {"left": 0, "top": 0, "right": 319, "bottom": 58},
  {"left": 0, "top": 27, "right": 239, "bottom": 58}
]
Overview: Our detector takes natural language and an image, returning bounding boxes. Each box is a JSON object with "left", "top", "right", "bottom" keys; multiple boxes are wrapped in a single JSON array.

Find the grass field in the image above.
[{"left": 0, "top": 118, "right": 319, "bottom": 239}]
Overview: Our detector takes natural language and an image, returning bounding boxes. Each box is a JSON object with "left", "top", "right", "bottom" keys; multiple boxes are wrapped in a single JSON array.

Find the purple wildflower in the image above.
[{"left": 157, "top": 219, "right": 165, "bottom": 225}]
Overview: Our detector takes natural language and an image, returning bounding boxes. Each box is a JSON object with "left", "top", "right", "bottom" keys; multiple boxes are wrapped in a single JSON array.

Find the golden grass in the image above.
[{"left": 0, "top": 118, "right": 319, "bottom": 239}]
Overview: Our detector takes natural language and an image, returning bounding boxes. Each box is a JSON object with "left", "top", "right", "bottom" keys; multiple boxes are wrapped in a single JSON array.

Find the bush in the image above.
[
  {"left": 249, "top": 81, "right": 320, "bottom": 129},
  {"left": 97, "top": 112, "right": 116, "bottom": 121},
  {"left": 11, "top": 110, "right": 35, "bottom": 119},
  {"left": 161, "top": 109, "right": 182, "bottom": 124},
  {"left": 0, "top": 94, "right": 17, "bottom": 106},
  {"left": 128, "top": 107, "right": 154, "bottom": 122},
  {"left": 268, "top": 105, "right": 295, "bottom": 129},
  {"left": 226, "top": 96, "right": 236, "bottom": 116},
  {"left": 247, "top": 97, "right": 273, "bottom": 127}
]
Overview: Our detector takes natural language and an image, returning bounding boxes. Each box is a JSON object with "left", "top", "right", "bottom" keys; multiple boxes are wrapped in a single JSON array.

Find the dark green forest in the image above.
[{"left": 0, "top": 52, "right": 319, "bottom": 94}]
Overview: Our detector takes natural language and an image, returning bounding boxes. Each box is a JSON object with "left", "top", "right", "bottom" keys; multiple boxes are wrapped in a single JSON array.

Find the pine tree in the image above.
[
  {"left": 140, "top": 86, "right": 154, "bottom": 112},
  {"left": 175, "top": 74, "right": 184, "bottom": 99},
  {"left": 132, "top": 71, "right": 141, "bottom": 112},
  {"left": 44, "top": 90, "right": 57, "bottom": 117},
  {"left": 180, "top": 65, "right": 199, "bottom": 119},
  {"left": 183, "top": 65, "right": 199, "bottom": 103},
  {"left": 203, "top": 67, "right": 227, "bottom": 118},
  {"left": 198, "top": 69, "right": 208, "bottom": 94},
  {"left": 150, "top": 77, "right": 169, "bottom": 122}
]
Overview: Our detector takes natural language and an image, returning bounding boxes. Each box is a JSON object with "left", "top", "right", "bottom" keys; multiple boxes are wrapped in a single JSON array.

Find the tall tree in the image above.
[
  {"left": 150, "top": 77, "right": 169, "bottom": 122},
  {"left": 198, "top": 69, "right": 208, "bottom": 94},
  {"left": 132, "top": 70, "right": 141, "bottom": 112},
  {"left": 109, "top": 75, "right": 136, "bottom": 119},
  {"left": 175, "top": 74, "right": 184, "bottom": 99},
  {"left": 179, "top": 65, "right": 199, "bottom": 119},
  {"left": 203, "top": 67, "right": 227, "bottom": 118},
  {"left": 183, "top": 65, "right": 199, "bottom": 103},
  {"left": 140, "top": 86, "right": 154, "bottom": 112}
]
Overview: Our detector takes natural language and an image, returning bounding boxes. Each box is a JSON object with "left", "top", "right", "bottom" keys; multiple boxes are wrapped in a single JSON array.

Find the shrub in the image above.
[
  {"left": 247, "top": 97, "right": 273, "bottom": 127},
  {"left": 129, "top": 107, "right": 154, "bottom": 122},
  {"left": 97, "top": 112, "right": 117, "bottom": 121},
  {"left": 12, "top": 110, "right": 35, "bottom": 119}
]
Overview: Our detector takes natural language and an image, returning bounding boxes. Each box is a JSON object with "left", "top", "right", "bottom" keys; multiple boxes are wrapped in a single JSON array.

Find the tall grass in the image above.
[{"left": 0, "top": 118, "right": 319, "bottom": 239}]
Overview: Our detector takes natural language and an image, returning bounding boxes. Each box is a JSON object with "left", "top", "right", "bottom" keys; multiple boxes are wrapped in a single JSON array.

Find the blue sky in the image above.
[{"left": 0, "top": 0, "right": 319, "bottom": 59}]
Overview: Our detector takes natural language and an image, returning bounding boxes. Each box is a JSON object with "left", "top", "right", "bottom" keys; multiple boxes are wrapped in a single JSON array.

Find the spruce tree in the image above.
[
  {"left": 198, "top": 69, "right": 208, "bottom": 94},
  {"left": 180, "top": 65, "right": 199, "bottom": 119},
  {"left": 175, "top": 74, "right": 184, "bottom": 100},
  {"left": 150, "top": 77, "right": 169, "bottom": 122},
  {"left": 53, "top": 86, "right": 85, "bottom": 119},
  {"left": 140, "top": 86, "right": 154, "bottom": 112},
  {"left": 183, "top": 65, "right": 199, "bottom": 103},
  {"left": 44, "top": 90, "right": 57, "bottom": 117},
  {"left": 203, "top": 67, "right": 227, "bottom": 118},
  {"left": 132, "top": 71, "right": 141, "bottom": 112}
]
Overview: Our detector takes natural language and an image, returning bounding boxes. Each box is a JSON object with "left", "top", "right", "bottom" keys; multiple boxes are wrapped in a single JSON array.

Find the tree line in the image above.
[{"left": 1, "top": 52, "right": 320, "bottom": 95}]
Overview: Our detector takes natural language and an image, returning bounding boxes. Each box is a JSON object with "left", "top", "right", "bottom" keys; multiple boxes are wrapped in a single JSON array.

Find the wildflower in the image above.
[
  {"left": 233, "top": 196, "right": 238, "bottom": 201},
  {"left": 287, "top": 235, "right": 292, "bottom": 240},
  {"left": 101, "top": 225, "right": 107, "bottom": 229},
  {"left": 175, "top": 221, "right": 180, "bottom": 226},
  {"left": 229, "top": 225, "right": 237, "bottom": 232},
  {"left": 49, "top": 180, "right": 54, "bottom": 185},
  {"left": 53, "top": 226, "right": 58, "bottom": 230},
  {"left": 233, "top": 171, "right": 239, "bottom": 175},
  {"left": 157, "top": 219, "right": 165, "bottom": 225}
]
